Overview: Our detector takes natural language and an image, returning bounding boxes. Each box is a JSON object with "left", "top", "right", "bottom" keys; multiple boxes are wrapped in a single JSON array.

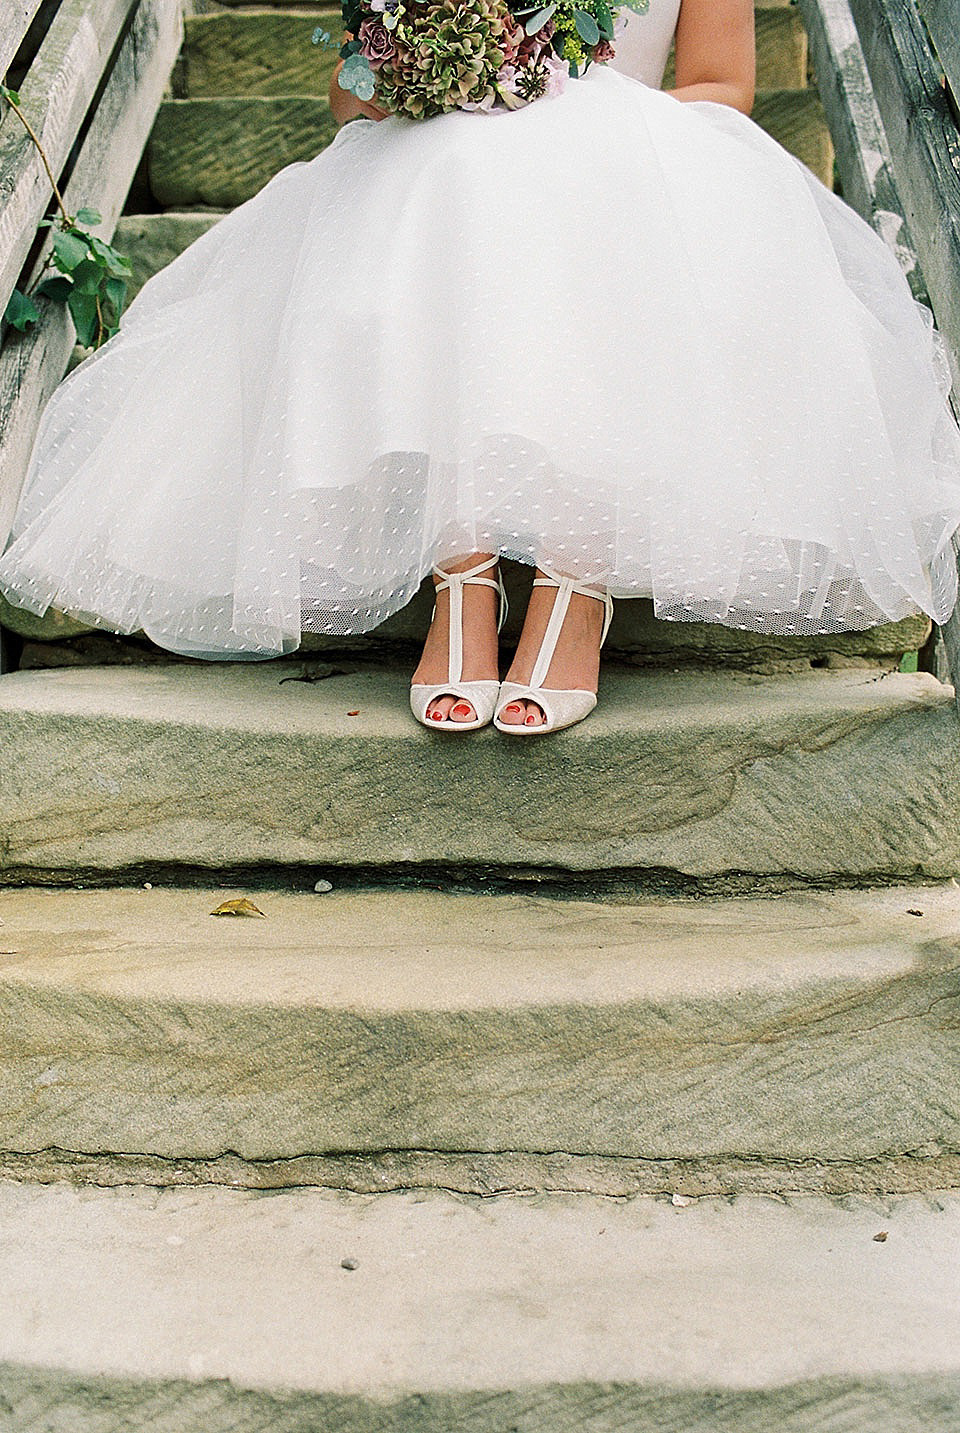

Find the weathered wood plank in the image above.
[
  {"left": 795, "top": 0, "right": 928, "bottom": 300},
  {"left": 847, "top": 0, "right": 960, "bottom": 392},
  {"left": 0, "top": 0, "right": 183, "bottom": 551},
  {"left": 0, "top": 0, "right": 139, "bottom": 318},
  {"left": 0, "top": 0, "right": 43, "bottom": 79},
  {"left": 917, "top": 0, "right": 960, "bottom": 113}
]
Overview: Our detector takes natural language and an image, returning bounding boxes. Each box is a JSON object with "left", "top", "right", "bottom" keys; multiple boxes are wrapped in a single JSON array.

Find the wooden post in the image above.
[
  {"left": 800, "top": 0, "right": 960, "bottom": 706},
  {"left": 0, "top": 0, "right": 184, "bottom": 672}
]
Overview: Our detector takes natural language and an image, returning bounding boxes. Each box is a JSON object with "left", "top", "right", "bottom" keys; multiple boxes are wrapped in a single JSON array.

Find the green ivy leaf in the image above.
[
  {"left": 75, "top": 206, "right": 102, "bottom": 226},
  {"left": 70, "top": 258, "right": 103, "bottom": 295},
  {"left": 105, "top": 276, "right": 127, "bottom": 314},
  {"left": 52, "top": 228, "right": 89, "bottom": 272},
  {"left": 3, "top": 287, "right": 39, "bottom": 331},
  {"left": 35, "top": 275, "right": 74, "bottom": 302},
  {"left": 573, "top": 8, "right": 600, "bottom": 45},
  {"left": 67, "top": 289, "right": 99, "bottom": 348},
  {"left": 90, "top": 237, "right": 131, "bottom": 276}
]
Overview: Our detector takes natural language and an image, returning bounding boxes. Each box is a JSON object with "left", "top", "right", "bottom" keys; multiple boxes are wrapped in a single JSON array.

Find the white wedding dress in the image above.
[{"left": 2, "top": 0, "right": 960, "bottom": 658}]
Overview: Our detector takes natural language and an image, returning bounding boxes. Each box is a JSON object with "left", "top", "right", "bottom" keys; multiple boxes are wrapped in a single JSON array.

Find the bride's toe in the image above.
[
  {"left": 498, "top": 700, "right": 526, "bottom": 726},
  {"left": 426, "top": 694, "right": 457, "bottom": 722},
  {"left": 449, "top": 699, "right": 477, "bottom": 723}
]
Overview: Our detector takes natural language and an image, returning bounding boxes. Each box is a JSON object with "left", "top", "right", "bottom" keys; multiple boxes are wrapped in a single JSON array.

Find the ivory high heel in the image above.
[
  {"left": 494, "top": 564, "right": 613, "bottom": 735},
  {"left": 410, "top": 555, "right": 508, "bottom": 731}
]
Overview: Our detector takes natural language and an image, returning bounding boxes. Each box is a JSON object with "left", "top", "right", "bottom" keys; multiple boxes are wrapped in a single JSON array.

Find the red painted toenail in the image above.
[
  {"left": 453, "top": 704, "right": 472, "bottom": 716},
  {"left": 525, "top": 714, "right": 538, "bottom": 725},
  {"left": 431, "top": 712, "right": 444, "bottom": 721}
]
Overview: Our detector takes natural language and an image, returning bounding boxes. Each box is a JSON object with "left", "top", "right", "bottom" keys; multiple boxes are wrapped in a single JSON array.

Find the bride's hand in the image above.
[{"left": 356, "top": 97, "right": 390, "bottom": 121}]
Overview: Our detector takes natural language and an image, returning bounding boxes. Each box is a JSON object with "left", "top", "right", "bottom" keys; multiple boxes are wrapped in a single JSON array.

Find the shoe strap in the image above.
[
  {"left": 432, "top": 556, "right": 508, "bottom": 683},
  {"left": 529, "top": 565, "right": 614, "bottom": 688}
]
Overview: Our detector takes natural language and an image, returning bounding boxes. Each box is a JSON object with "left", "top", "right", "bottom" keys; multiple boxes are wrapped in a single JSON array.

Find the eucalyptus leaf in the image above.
[
  {"left": 573, "top": 8, "right": 600, "bottom": 45},
  {"left": 524, "top": 3, "right": 556, "bottom": 33},
  {"left": 75, "top": 206, "right": 102, "bottom": 226},
  {"left": 3, "top": 288, "right": 39, "bottom": 331},
  {"left": 595, "top": 0, "right": 613, "bottom": 37},
  {"left": 338, "top": 51, "right": 376, "bottom": 100},
  {"left": 619, "top": 0, "right": 648, "bottom": 11}
]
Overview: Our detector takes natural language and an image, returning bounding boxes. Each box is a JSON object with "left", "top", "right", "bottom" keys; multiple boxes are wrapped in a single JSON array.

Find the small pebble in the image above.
[
  {"left": 143, "top": 882, "right": 153, "bottom": 890},
  {"left": 671, "top": 1193, "right": 692, "bottom": 1207},
  {"left": 340, "top": 1257, "right": 359, "bottom": 1270},
  {"left": 873, "top": 1230, "right": 888, "bottom": 1242},
  {"left": 314, "top": 879, "right": 333, "bottom": 894}
]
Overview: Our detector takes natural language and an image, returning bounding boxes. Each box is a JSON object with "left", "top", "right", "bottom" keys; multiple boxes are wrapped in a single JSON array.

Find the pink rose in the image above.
[{"left": 358, "top": 16, "right": 397, "bottom": 68}]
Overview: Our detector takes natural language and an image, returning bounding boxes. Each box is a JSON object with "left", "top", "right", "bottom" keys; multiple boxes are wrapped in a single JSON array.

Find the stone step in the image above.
[
  {"left": 147, "top": 95, "right": 339, "bottom": 208},
  {"left": 0, "top": 664, "right": 956, "bottom": 885},
  {"left": 1, "top": 1180, "right": 959, "bottom": 1430},
  {"left": 0, "top": 558, "right": 929, "bottom": 669},
  {"left": 1, "top": 883, "right": 959, "bottom": 1182},
  {"left": 175, "top": 6, "right": 809, "bottom": 99},
  {"left": 146, "top": 86, "right": 833, "bottom": 207}
]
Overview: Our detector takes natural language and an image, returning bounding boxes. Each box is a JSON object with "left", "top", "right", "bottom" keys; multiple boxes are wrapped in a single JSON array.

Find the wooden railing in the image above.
[
  {"left": 798, "top": 0, "right": 960, "bottom": 694},
  {"left": 0, "top": 0, "right": 184, "bottom": 557}
]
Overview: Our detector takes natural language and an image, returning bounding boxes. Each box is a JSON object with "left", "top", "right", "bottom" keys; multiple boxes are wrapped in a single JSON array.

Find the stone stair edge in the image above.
[
  {"left": 2, "top": 1181, "right": 959, "bottom": 1431},
  {"left": 0, "top": 664, "right": 957, "bottom": 881},
  {"left": 144, "top": 87, "right": 832, "bottom": 207},
  {"left": 176, "top": 6, "right": 808, "bottom": 99},
  {"left": 1, "top": 883, "right": 960, "bottom": 1173},
  {"left": 2, "top": 567, "right": 927, "bottom": 664}
]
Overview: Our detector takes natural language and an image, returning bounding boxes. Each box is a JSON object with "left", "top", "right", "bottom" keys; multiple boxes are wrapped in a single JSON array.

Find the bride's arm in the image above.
[{"left": 665, "top": 0, "right": 756, "bottom": 114}]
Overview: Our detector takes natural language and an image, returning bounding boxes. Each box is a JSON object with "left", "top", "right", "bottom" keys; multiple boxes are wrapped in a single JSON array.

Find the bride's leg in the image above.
[
  {"left": 411, "top": 551, "right": 501, "bottom": 723},
  {"left": 499, "top": 568, "right": 606, "bottom": 728}
]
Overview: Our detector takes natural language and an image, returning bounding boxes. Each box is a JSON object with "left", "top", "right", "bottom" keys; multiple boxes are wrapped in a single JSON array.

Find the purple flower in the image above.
[{"left": 358, "top": 16, "right": 397, "bottom": 66}]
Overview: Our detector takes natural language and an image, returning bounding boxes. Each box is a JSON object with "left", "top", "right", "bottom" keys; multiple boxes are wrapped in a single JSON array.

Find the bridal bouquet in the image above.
[{"left": 332, "top": 0, "right": 648, "bottom": 118}]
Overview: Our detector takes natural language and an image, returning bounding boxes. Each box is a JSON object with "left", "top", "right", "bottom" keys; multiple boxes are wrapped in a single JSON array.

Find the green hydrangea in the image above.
[{"left": 378, "top": 0, "right": 517, "bottom": 116}]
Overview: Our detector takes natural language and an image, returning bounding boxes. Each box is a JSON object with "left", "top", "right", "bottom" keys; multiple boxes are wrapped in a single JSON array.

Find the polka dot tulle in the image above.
[{"left": 2, "top": 65, "right": 960, "bottom": 658}]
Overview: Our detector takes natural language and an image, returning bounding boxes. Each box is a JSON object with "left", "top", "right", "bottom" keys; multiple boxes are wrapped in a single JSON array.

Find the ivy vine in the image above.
[{"left": 1, "top": 82, "right": 131, "bottom": 349}]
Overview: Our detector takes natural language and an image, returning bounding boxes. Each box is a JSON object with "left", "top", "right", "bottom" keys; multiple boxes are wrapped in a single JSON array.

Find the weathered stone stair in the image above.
[{"left": 1, "top": 4, "right": 959, "bottom": 1428}]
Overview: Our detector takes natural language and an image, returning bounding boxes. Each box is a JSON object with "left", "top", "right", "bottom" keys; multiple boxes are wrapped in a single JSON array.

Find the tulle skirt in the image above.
[{"left": 2, "top": 64, "right": 960, "bottom": 658}]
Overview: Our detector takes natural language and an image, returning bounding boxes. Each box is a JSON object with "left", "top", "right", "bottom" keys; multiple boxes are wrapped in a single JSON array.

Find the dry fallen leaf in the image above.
[
  {"left": 347, "top": 709, "right": 360, "bottom": 716},
  {"left": 873, "top": 1230, "right": 888, "bottom": 1242},
  {"left": 210, "top": 897, "right": 265, "bottom": 919},
  {"left": 906, "top": 909, "right": 924, "bottom": 917}
]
